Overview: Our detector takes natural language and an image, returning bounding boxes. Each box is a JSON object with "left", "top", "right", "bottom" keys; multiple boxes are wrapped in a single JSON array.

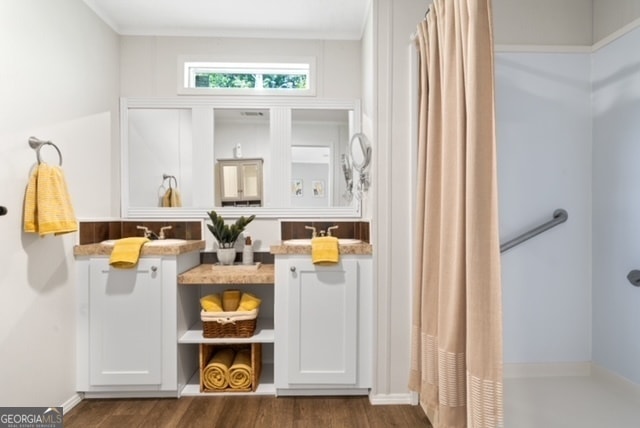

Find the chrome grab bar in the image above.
[{"left": 500, "top": 209, "right": 568, "bottom": 254}]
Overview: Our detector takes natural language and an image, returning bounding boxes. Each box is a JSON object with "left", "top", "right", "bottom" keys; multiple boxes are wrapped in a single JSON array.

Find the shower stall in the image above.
[{"left": 495, "top": 25, "right": 640, "bottom": 428}]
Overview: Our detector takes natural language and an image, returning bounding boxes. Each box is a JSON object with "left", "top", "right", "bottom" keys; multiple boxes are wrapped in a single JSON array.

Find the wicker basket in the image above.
[
  {"left": 199, "top": 343, "right": 262, "bottom": 393},
  {"left": 201, "top": 308, "right": 258, "bottom": 338}
]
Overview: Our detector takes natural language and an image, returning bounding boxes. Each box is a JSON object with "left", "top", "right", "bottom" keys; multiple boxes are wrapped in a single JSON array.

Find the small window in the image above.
[{"left": 179, "top": 58, "right": 316, "bottom": 96}]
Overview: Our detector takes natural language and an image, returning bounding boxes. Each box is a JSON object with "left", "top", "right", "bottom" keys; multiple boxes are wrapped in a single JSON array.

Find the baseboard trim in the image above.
[
  {"left": 504, "top": 362, "right": 591, "bottom": 379},
  {"left": 368, "top": 393, "right": 415, "bottom": 405},
  {"left": 61, "top": 393, "right": 84, "bottom": 414}
]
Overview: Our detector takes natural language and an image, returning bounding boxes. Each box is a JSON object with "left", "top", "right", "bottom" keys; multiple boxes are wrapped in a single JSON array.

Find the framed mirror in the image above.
[{"left": 120, "top": 97, "right": 362, "bottom": 218}]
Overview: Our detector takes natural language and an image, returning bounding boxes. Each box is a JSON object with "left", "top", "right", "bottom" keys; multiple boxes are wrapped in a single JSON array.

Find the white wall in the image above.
[
  {"left": 370, "top": 0, "right": 425, "bottom": 401},
  {"left": 592, "top": 25, "right": 640, "bottom": 384},
  {"left": 120, "top": 36, "right": 361, "bottom": 99},
  {"left": 0, "top": 0, "right": 119, "bottom": 408},
  {"left": 495, "top": 52, "right": 592, "bottom": 364}
]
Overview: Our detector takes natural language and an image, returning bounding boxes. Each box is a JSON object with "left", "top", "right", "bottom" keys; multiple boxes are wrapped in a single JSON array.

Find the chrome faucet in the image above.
[
  {"left": 327, "top": 225, "right": 339, "bottom": 236},
  {"left": 159, "top": 226, "right": 172, "bottom": 240},
  {"left": 137, "top": 225, "right": 159, "bottom": 240},
  {"left": 304, "top": 225, "right": 317, "bottom": 238}
]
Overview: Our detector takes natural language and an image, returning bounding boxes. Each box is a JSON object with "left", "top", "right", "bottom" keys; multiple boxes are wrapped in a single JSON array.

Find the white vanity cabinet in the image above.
[
  {"left": 274, "top": 255, "right": 372, "bottom": 395},
  {"left": 75, "top": 249, "right": 201, "bottom": 397},
  {"left": 88, "top": 257, "right": 163, "bottom": 387}
]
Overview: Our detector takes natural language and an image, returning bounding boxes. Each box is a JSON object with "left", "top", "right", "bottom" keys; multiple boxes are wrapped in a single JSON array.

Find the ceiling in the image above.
[{"left": 83, "top": 0, "right": 371, "bottom": 40}]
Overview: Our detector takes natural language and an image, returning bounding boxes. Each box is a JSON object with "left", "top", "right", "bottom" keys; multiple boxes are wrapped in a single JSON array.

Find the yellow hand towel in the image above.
[
  {"left": 311, "top": 236, "right": 340, "bottom": 265},
  {"left": 228, "top": 348, "right": 253, "bottom": 390},
  {"left": 202, "top": 348, "right": 236, "bottom": 390},
  {"left": 109, "top": 237, "right": 149, "bottom": 269},
  {"left": 161, "top": 188, "right": 182, "bottom": 207},
  {"left": 238, "top": 292, "right": 262, "bottom": 311},
  {"left": 200, "top": 294, "right": 223, "bottom": 312},
  {"left": 24, "top": 164, "right": 78, "bottom": 236}
]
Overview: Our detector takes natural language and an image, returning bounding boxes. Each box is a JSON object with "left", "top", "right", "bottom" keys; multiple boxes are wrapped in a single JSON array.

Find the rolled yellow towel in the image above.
[
  {"left": 228, "top": 348, "right": 252, "bottom": 389},
  {"left": 109, "top": 237, "right": 149, "bottom": 269},
  {"left": 237, "top": 292, "right": 261, "bottom": 311},
  {"left": 200, "top": 294, "right": 223, "bottom": 312},
  {"left": 202, "top": 348, "right": 235, "bottom": 390},
  {"left": 222, "top": 289, "right": 241, "bottom": 311},
  {"left": 311, "top": 236, "right": 340, "bottom": 265}
]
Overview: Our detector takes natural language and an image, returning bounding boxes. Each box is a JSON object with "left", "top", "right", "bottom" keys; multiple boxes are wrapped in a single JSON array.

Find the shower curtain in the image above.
[{"left": 408, "top": 1, "right": 503, "bottom": 427}]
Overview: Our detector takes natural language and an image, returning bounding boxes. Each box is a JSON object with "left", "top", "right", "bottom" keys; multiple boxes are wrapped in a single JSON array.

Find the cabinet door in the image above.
[
  {"left": 220, "top": 163, "right": 240, "bottom": 200},
  {"left": 287, "top": 259, "right": 358, "bottom": 384},
  {"left": 89, "top": 258, "right": 162, "bottom": 386},
  {"left": 241, "top": 162, "right": 262, "bottom": 200}
]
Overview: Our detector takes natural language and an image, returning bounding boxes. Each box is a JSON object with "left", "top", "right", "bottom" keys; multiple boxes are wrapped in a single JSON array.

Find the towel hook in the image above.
[{"left": 28, "top": 136, "right": 63, "bottom": 166}]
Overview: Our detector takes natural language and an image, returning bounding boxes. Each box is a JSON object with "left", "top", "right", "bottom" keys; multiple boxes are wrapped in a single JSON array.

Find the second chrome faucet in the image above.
[
  {"left": 305, "top": 225, "right": 339, "bottom": 238},
  {"left": 137, "top": 225, "right": 172, "bottom": 240}
]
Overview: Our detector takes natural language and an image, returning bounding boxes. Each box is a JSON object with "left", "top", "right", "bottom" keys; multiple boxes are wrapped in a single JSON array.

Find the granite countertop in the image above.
[
  {"left": 73, "top": 240, "right": 206, "bottom": 257},
  {"left": 269, "top": 241, "right": 373, "bottom": 255},
  {"left": 178, "top": 263, "right": 275, "bottom": 285}
]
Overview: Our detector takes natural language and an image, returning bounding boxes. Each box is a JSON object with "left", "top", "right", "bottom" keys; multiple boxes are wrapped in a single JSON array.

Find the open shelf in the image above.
[
  {"left": 179, "top": 317, "right": 275, "bottom": 344},
  {"left": 180, "top": 363, "right": 276, "bottom": 396}
]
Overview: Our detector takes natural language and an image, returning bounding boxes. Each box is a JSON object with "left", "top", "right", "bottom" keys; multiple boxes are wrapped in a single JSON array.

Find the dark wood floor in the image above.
[{"left": 64, "top": 396, "right": 431, "bottom": 428}]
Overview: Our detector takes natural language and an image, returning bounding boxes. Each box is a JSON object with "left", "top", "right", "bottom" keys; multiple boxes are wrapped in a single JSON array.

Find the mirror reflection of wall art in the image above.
[
  {"left": 292, "top": 179, "right": 303, "bottom": 197},
  {"left": 312, "top": 180, "right": 325, "bottom": 198}
]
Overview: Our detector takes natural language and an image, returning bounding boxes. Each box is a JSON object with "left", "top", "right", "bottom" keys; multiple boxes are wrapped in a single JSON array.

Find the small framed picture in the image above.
[
  {"left": 292, "top": 179, "right": 303, "bottom": 197},
  {"left": 312, "top": 180, "right": 325, "bottom": 198}
]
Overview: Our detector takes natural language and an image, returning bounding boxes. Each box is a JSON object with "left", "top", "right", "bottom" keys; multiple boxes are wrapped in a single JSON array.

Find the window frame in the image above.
[{"left": 178, "top": 56, "right": 317, "bottom": 96}]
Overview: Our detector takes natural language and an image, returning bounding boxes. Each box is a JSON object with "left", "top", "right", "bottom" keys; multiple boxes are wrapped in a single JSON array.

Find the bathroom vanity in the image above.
[
  {"left": 271, "top": 241, "right": 373, "bottom": 396},
  {"left": 74, "top": 240, "right": 204, "bottom": 397},
  {"left": 73, "top": 237, "right": 372, "bottom": 398}
]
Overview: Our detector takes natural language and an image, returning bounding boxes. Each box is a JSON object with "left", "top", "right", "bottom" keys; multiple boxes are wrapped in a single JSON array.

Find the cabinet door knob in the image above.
[
  {"left": 290, "top": 266, "right": 296, "bottom": 272},
  {"left": 151, "top": 266, "right": 158, "bottom": 272}
]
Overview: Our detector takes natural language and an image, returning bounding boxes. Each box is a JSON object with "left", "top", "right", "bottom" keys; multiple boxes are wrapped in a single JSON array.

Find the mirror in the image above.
[
  {"left": 349, "top": 132, "right": 372, "bottom": 173},
  {"left": 121, "top": 97, "right": 361, "bottom": 218},
  {"left": 291, "top": 108, "right": 352, "bottom": 207}
]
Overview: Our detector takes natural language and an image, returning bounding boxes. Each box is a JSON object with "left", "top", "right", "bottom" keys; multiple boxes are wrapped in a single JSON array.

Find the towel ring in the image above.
[
  {"left": 162, "top": 173, "right": 177, "bottom": 189},
  {"left": 28, "top": 137, "right": 63, "bottom": 166}
]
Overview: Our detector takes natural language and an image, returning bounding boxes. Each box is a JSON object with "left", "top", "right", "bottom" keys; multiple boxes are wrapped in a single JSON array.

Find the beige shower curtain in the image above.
[{"left": 409, "top": 1, "right": 503, "bottom": 427}]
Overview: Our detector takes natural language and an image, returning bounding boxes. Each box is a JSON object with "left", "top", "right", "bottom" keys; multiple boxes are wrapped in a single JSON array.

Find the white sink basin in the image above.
[
  {"left": 101, "top": 239, "right": 187, "bottom": 246},
  {"left": 283, "top": 238, "right": 362, "bottom": 246}
]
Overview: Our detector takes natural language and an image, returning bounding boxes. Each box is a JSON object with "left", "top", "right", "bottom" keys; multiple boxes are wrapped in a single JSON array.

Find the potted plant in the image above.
[{"left": 206, "top": 210, "right": 255, "bottom": 264}]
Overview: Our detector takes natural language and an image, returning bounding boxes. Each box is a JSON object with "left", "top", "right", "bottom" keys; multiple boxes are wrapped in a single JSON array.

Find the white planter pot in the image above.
[{"left": 217, "top": 248, "right": 236, "bottom": 265}]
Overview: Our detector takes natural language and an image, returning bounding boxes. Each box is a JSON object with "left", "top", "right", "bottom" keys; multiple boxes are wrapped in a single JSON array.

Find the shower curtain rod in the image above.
[{"left": 500, "top": 209, "right": 568, "bottom": 253}]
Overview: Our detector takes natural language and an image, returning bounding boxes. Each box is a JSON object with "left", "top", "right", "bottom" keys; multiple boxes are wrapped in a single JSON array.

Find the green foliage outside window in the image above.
[
  {"left": 262, "top": 74, "right": 307, "bottom": 89},
  {"left": 194, "top": 73, "right": 307, "bottom": 89}
]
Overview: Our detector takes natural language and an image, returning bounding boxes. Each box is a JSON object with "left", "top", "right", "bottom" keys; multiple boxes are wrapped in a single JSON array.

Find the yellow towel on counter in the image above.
[
  {"left": 161, "top": 187, "right": 182, "bottom": 207},
  {"left": 109, "top": 237, "right": 149, "bottom": 269},
  {"left": 228, "top": 348, "right": 252, "bottom": 390},
  {"left": 311, "top": 236, "right": 339, "bottom": 265},
  {"left": 237, "top": 292, "right": 262, "bottom": 311},
  {"left": 200, "top": 294, "right": 223, "bottom": 312},
  {"left": 24, "top": 164, "right": 78, "bottom": 236},
  {"left": 202, "top": 348, "right": 236, "bottom": 390}
]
